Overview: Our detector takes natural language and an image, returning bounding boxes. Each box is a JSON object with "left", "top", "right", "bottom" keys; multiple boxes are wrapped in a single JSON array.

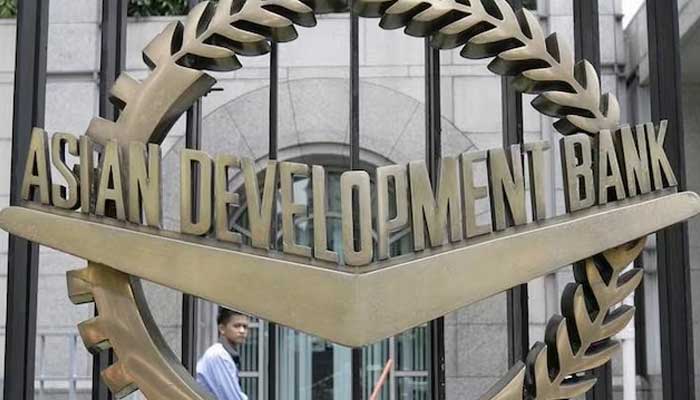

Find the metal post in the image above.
[
  {"left": 502, "top": 0, "right": 529, "bottom": 366},
  {"left": 572, "top": 1, "right": 613, "bottom": 398},
  {"left": 633, "top": 256, "right": 647, "bottom": 377},
  {"left": 349, "top": 7, "right": 362, "bottom": 400},
  {"left": 267, "top": 40, "right": 279, "bottom": 400},
  {"left": 646, "top": 0, "right": 696, "bottom": 397},
  {"left": 98, "top": 0, "right": 126, "bottom": 121},
  {"left": 573, "top": 0, "right": 600, "bottom": 77},
  {"left": 94, "top": 1, "right": 127, "bottom": 399},
  {"left": 181, "top": 0, "right": 202, "bottom": 377},
  {"left": 349, "top": 12, "right": 361, "bottom": 171},
  {"left": 424, "top": 38, "right": 445, "bottom": 400},
  {"left": 4, "top": 0, "right": 49, "bottom": 399},
  {"left": 627, "top": 73, "right": 648, "bottom": 379},
  {"left": 181, "top": 101, "right": 202, "bottom": 373}
]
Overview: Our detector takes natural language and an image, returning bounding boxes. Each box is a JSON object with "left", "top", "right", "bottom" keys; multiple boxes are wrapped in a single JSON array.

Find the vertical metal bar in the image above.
[
  {"left": 572, "top": 1, "right": 612, "bottom": 398},
  {"left": 267, "top": 40, "right": 279, "bottom": 400},
  {"left": 38, "top": 335, "right": 46, "bottom": 398},
  {"left": 181, "top": 100, "right": 202, "bottom": 374},
  {"left": 424, "top": 38, "right": 445, "bottom": 400},
  {"left": 181, "top": 0, "right": 202, "bottom": 377},
  {"left": 4, "top": 0, "right": 48, "bottom": 397},
  {"left": 69, "top": 335, "right": 78, "bottom": 400},
  {"left": 270, "top": 42, "right": 279, "bottom": 161},
  {"left": 350, "top": 6, "right": 362, "bottom": 400},
  {"left": 626, "top": 73, "right": 648, "bottom": 378},
  {"left": 502, "top": 0, "right": 529, "bottom": 368},
  {"left": 94, "top": 1, "right": 127, "bottom": 399},
  {"left": 633, "top": 256, "right": 648, "bottom": 377},
  {"left": 573, "top": 0, "right": 600, "bottom": 76},
  {"left": 349, "top": 13, "right": 361, "bottom": 171},
  {"left": 98, "top": 0, "right": 126, "bottom": 121},
  {"left": 646, "top": 0, "right": 696, "bottom": 397}
]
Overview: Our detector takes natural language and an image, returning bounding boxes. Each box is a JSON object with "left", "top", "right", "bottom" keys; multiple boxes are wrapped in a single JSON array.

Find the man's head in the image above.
[{"left": 217, "top": 308, "right": 249, "bottom": 347}]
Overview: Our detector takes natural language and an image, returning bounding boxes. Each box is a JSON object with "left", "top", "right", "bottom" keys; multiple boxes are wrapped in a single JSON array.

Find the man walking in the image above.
[{"left": 196, "top": 308, "right": 250, "bottom": 400}]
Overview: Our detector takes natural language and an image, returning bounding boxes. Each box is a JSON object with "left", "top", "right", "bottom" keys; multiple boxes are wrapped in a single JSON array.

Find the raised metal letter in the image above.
[
  {"left": 646, "top": 120, "right": 678, "bottom": 190},
  {"left": 79, "top": 136, "right": 94, "bottom": 214},
  {"left": 128, "top": 143, "right": 162, "bottom": 227},
  {"left": 341, "top": 171, "right": 373, "bottom": 266},
  {"left": 618, "top": 124, "right": 651, "bottom": 197},
  {"left": 95, "top": 140, "right": 126, "bottom": 220},
  {"left": 21, "top": 128, "right": 52, "bottom": 205},
  {"left": 523, "top": 141, "right": 549, "bottom": 221},
  {"left": 180, "top": 149, "right": 212, "bottom": 236},
  {"left": 312, "top": 165, "right": 339, "bottom": 263},
  {"left": 214, "top": 155, "right": 242, "bottom": 244},
  {"left": 51, "top": 132, "right": 80, "bottom": 210},
  {"left": 488, "top": 145, "right": 527, "bottom": 230},
  {"left": 409, "top": 159, "right": 463, "bottom": 251},
  {"left": 242, "top": 159, "right": 277, "bottom": 250},
  {"left": 376, "top": 165, "right": 409, "bottom": 260},
  {"left": 280, "top": 162, "right": 312, "bottom": 258},
  {"left": 561, "top": 134, "right": 595, "bottom": 212},
  {"left": 596, "top": 129, "right": 626, "bottom": 205},
  {"left": 461, "top": 151, "right": 492, "bottom": 238}
]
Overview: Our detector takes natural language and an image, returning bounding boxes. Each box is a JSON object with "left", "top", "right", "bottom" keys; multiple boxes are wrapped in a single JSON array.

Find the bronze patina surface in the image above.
[{"left": 1, "top": 0, "right": 699, "bottom": 398}]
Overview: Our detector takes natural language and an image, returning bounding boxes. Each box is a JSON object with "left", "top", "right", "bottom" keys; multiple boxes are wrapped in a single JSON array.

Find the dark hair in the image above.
[{"left": 217, "top": 307, "right": 247, "bottom": 325}]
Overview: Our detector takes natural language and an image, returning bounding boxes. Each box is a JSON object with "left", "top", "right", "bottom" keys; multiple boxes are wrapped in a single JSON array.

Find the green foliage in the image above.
[
  {"left": 523, "top": 0, "right": 537, "bottom": 11},
  {"left": 0, "top": 0, "right": 17, "bottom": 19},
  {"left": 128, "top": 0, "right": 189, "bottom": 17}
]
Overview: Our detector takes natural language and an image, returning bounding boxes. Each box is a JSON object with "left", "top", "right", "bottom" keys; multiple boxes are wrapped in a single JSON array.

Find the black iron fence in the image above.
[{"left": 3, "top": 0, "right": 695, "bottom": 399}]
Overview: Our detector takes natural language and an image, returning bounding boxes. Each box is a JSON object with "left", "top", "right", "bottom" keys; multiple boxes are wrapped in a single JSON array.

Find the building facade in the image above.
[{"left": 2, "top": 0, "right": 699, "bottom": 399}]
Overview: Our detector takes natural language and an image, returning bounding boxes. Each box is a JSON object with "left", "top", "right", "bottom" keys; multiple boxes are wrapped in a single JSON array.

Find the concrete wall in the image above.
[{"left": 625, "top": 0, "right": 700, "bottom": 398}]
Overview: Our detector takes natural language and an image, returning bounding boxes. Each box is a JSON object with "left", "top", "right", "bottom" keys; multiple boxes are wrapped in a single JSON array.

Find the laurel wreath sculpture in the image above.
[{"left": 66, "top": 0, "right": 641, "bottom": 398}]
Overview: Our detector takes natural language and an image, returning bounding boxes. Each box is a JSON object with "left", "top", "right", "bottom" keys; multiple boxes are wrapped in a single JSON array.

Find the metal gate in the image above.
[{"left": 2, "top": 0, "right": 695, "bottom": 399}]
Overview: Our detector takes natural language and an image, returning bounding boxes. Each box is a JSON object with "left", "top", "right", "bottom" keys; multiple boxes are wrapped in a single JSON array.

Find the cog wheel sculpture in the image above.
[{"left": 65, "top": 0, "right": 641, "bottom": 398}]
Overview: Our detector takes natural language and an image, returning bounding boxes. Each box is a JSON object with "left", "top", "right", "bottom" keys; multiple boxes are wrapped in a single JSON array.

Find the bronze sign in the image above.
[{"left": 1, "top": 0, "right": 699, "bottom": 399}]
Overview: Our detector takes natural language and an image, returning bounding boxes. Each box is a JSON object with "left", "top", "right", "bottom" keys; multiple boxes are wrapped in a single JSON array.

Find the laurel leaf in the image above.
[
  {"left": 555, "top": 377, "right": 597, "bottom": 399},
  {"left": 583, "top": 340, "right": 620, "bottom": 367},
  {"left": 545, "top": 317, "right": 577, "bottom": 372},
  {"left": 521, "top": 67, "right": 562, "bottom": 88},
  {"left": 386, "top": 0, "right": 423, "bottom": 18},
  {"left": 576, "top": 61, "right": 601, "bottom": 100},
  {"left": 470, "top": 26, "right": 510, "bottom": 44},
  {"left": 478, "top": 363, "right": 525, "bottom": 400},
  {"left": 485, "top": 236, "right": 646, "bottom": 399},
  {"left": 432, "top": 15, "right": 483, "bottom": 49},
  {"left": 568, "top": 285, "right": 595, "bottom": 341},
  {"left": 528, "top": 344, "right": 554, "bottom": 395},
  {"left": 182, "top": 2, "right": 212, "bottom": 48},
  {"left": 413, "top": 5, "right": 452, "bottom": 22},
  {"left": 160, "top": 0, "right": 318, "bottom": 72},
  {"left": 594, "top": 308, "right": 634, "bottom": 342},
  {"left": 610, "top": 270, "right": 643, "bottom": 304},
  {"left": 493, "top": 0, "right": 518, "bottom": 26},
  {"left": 538, "top": 90, "right": 586, "bottom": 110},
  {"left": 603, "top": 238, "right": 646, "bottom": 270},
  {"left": 358, "top": 0, "right": 621, "bottom": 135},
  {"left": 143, "top": 21, "right": 183, "bottom": 69},
  {"left": 520, "top": 9, "right": 545, "bottom": 45}
]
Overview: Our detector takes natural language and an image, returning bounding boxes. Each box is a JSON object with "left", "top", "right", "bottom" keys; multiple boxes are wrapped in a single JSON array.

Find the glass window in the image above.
[
  {"left": 239, "top": 317, "right": 263, "bottom": 399},
  {"left": 223, "top": 163, "right": 429, "bottom": 399},
  {"left": 396, "top": 376, "right": 428, "bottom": 400},
  {"left": 277, "top": 328, "right": 352, "bottom": 400}
]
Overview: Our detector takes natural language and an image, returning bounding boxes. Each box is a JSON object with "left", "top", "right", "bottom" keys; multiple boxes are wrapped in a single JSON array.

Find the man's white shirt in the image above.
[{"left": 196, "top": 343, "right": 248, "bottom": 400}]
